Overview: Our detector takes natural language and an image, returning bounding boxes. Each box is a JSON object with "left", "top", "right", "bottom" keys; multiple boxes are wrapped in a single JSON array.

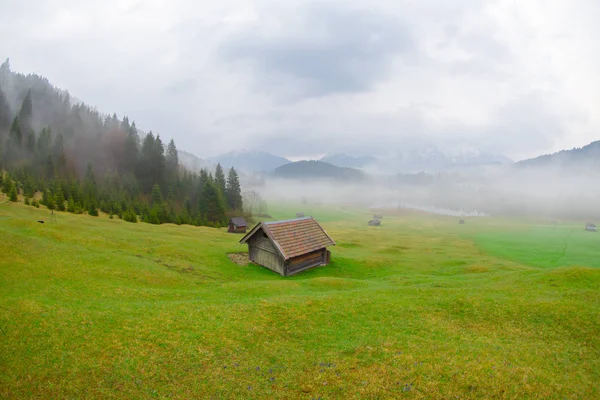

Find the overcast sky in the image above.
[{"left": 1, "top": 0, "right": 599, "bottom": 161}]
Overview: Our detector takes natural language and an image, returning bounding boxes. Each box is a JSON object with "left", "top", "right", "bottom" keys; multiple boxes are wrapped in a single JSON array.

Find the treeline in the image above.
[{"left": 0, "top": 59, "right": 243, "bottom": 226}]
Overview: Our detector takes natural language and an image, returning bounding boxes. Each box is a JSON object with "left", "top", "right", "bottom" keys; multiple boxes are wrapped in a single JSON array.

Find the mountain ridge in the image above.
[{"left": 517, "top": 140, "right": 600, "bottom": 169}]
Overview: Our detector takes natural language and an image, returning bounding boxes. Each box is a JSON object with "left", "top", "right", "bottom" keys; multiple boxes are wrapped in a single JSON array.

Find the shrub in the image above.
[{"left": 123, "top": 209, "right": 138, "bottom": 223}]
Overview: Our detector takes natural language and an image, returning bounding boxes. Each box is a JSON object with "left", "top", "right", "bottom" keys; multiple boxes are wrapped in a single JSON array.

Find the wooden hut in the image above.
[
  {"left": 368, "top": 219, "right": 381, "bottom": 226},
  {"left": 296, "top": 212, "right": 305, "bottom": 218},
  {"left": 459, "top": 219, "right": 465, "bottom": 225},
  {"left": 373, "top": 214, "right": 383, "bottom": 219},
  {"left": 585, "top": 223, "right": 597, "bottom": 232},
  {"left": 239, "top": 217, "right": 335, "bottom": 276},
  {"left": 228, "top": 217, "right": 247, "bottom": 233}
]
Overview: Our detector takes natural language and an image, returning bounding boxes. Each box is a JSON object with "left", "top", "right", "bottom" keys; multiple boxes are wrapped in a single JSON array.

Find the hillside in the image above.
[
  {"left": 273, "top": 160, "right": 366, "bottom": 181},
  {"left": 320, "top": 153, "right": 377, "bottom": 169},
  {"left": 178, "top": 149, "right": 215, "bottom": 172},
  {"left": 0, "top": 60, "right": 244, "bottom": 227},
  {"left": 517, "top": 140, "right": 600, "bottom": 170}
]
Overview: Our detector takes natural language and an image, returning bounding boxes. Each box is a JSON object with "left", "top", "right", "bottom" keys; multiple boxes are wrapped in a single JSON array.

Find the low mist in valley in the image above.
[{"left": 245, "top": 163, "right": 600, "bottom": 222}]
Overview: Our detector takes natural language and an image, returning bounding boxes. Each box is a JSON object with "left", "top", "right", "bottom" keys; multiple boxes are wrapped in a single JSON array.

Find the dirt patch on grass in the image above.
[{"left": 228, "top": 252, "right": 249, "bottom": 266}]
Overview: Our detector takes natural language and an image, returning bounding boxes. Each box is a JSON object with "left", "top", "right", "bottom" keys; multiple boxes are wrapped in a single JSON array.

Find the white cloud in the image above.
[{"left": 0, "top": 0, "right": 598, "bottom": 160}]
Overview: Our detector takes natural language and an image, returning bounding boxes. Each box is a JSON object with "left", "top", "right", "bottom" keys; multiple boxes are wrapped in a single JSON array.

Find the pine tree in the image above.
[
  {"left": 18, "top": 89, "right": 33, "bottom": 134},
  {"left": 148, "top": 208, "right": 160, "bottom": 224},
  {"left": 124, "top": 121, "right": 140, "bottom": 173},
  {"left": 67, "top": 197, "right": 77, "bottom": 213},
  {"left": 138, "top": 132, "right": 166, "bottom": 192},
  {"left": 0, "top": 87, "right": 11, "bottom": 131},
  {"left": 44, "top": 190, "right": 55, "bottom": 210},
  {"left": 199, "top": 181, "right": 226, "bottom": 225},
  {"left": 166, "top": 139, "right": 178, "bottom": 178},
  {"left": 83, "top": 163, "right": 98, "bottom": 209},
  {"left": 9, "top": 117, "right": 22, "bottom": 149},
  {"left": 151, "top": 183, "right": 163, "bottom": 206},
  {"left": 154, "top": 134, "right": 166, "bottom": 189},
  {"left": 26, "top": 131, "right": 36, "bottom": 154},
  {"left": 54, "top": 183, "right": 66, "bottom": 211},
  {"left": 8, "top": 182, "right": 18, "bottom": 202},
  {"left": 226, "top": 167, "right": 243, "bottom": 210},
  {"left": 2, "top": 172, "right": 11, "bottom": 194},
  {"left": 214, "top": 163, "right": 226, "bottom": 197}
]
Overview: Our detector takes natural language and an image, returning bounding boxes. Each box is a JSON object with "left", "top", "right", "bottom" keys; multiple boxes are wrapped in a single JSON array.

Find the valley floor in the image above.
[{"left": 1, "top": 200, "right": 599, "bottom": 399}]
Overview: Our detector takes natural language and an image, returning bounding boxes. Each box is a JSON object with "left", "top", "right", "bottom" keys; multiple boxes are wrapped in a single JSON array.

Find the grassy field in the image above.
[{"left": 1, "top": 199, "right": 599, "bottom": 399}]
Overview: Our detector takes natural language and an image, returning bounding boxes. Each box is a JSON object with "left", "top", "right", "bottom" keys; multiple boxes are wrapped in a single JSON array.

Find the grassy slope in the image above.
[{"left": 0, "top": 200, "right": 599, "bottom": 399}]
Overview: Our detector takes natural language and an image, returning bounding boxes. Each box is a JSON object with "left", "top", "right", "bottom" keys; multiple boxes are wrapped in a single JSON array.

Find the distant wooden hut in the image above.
[
  {"left": 296, "top": 212, "right": 305, "bottom": 218},
  {"left": 373, "top": 214, "right": 383, "bottom": 219},
  {"left": 228, "top": 217, "right": 247, "bottom": 233},
  {"left": 368, "top": 219, "right": 381, "bottom": 226},
  {"left": 239, "top": 217, "right": 335, "bottom": 276},
  {"left": 459, "top": 219, "right": 465, "bottom": 225},
  {"left": 585, "top": 223, "right": 597, "bottom": 232}
]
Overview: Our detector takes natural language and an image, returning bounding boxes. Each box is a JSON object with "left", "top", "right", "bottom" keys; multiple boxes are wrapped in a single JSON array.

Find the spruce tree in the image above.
[
  {"left": 44, "top": 190, "right": 55, "bottom": 210},
  {"left": 0, "top": 87, "right": 11, "bottom": 132},
  {"left": 166, "top": 139, "right": 178, "bottom": 178},
  {"left": 8, "top": 182, "right": 18, "bottom": 202},
  {"left": 2, "top": 172, "right": 11, "bottom": 194},
  {"left": 54, "top": 185, "right": 66, "bottom": 211},
  {"left": 226, "top": 167, "right": 243, "bottom": 210},
  {"left": 214, "top": 163, "right": 226, "bottom": 197},
  {"left": 9, "top": 116, "right": 22, "bottom": 149},
  {"left": 83, "top": 163, "right": 98, "bottom": 209},
  {"left": 26, "top": 131, "right": 36, "bottom": 154},
  {"left": 199, "top": 180, "right": 226, "bottom": 225},
  {"left": 151, "top": 183, "right": 163, "bottom": 206},
  {"left": 18, "top": 89, "right": 33, "bottom": 130}
]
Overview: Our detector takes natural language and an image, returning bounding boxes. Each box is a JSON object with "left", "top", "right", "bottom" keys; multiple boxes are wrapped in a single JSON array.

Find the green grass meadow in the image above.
[{"left": 1, "top": 199, "right": 599, "bottom": 399}]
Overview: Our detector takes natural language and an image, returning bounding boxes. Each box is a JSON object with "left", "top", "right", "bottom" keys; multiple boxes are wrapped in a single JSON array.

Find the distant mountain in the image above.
[
  {"left": 178, "top": 150, "right": 215, "bottom": 172},
  {"left": 273, "top": 160, "right": 366, "bottom": 181},
  {"left": 320, "top": 153, "right": 378, "bottom": 169},
  {"left": 210, "top": 150, "right": 290, "bottom": 173},
  {"left": 517, "top": 140, "right": 600, "bottom": 170},
  {"left": 323, "top": 145, "right": 512, "bottom": 173}
]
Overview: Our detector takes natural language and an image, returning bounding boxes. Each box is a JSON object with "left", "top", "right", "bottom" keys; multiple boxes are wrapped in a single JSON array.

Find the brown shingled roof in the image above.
[{"left": 239, "top": 217, "right": 335, "bottom": 260}]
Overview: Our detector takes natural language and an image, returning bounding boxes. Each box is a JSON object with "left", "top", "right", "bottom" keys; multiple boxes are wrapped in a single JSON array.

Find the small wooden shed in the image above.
[
  {"left": 368, "top": 219, "right": 381, "bottom": 226},
  {"left": 586, "top": 223, "right": 597, "bottom": 232},
  {"left": 296, "top": 212, "right": 305, "bottom": 218},
  {"left": 228, "top": 217, "right": 247, "bottom": 233},
  {"left": 459, "top": 219, "right": 465, "bottom": 225},
  {"left": 373, "top": 214, "right": 383, "bottom": 219},
  {"left": 239, "top": 217, "right": 335, "bottom": 276}
]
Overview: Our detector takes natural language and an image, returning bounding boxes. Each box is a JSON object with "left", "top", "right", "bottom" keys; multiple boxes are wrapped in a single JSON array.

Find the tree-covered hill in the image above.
[
  {"left": 516, "top": 140, "right": 600, "bottom": 170},
  {"left": 273, "top": 160, "right": 366, "bottom": 182},
  {"left": 0, "top": 59, "right": 242, "bottom": 226}
]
